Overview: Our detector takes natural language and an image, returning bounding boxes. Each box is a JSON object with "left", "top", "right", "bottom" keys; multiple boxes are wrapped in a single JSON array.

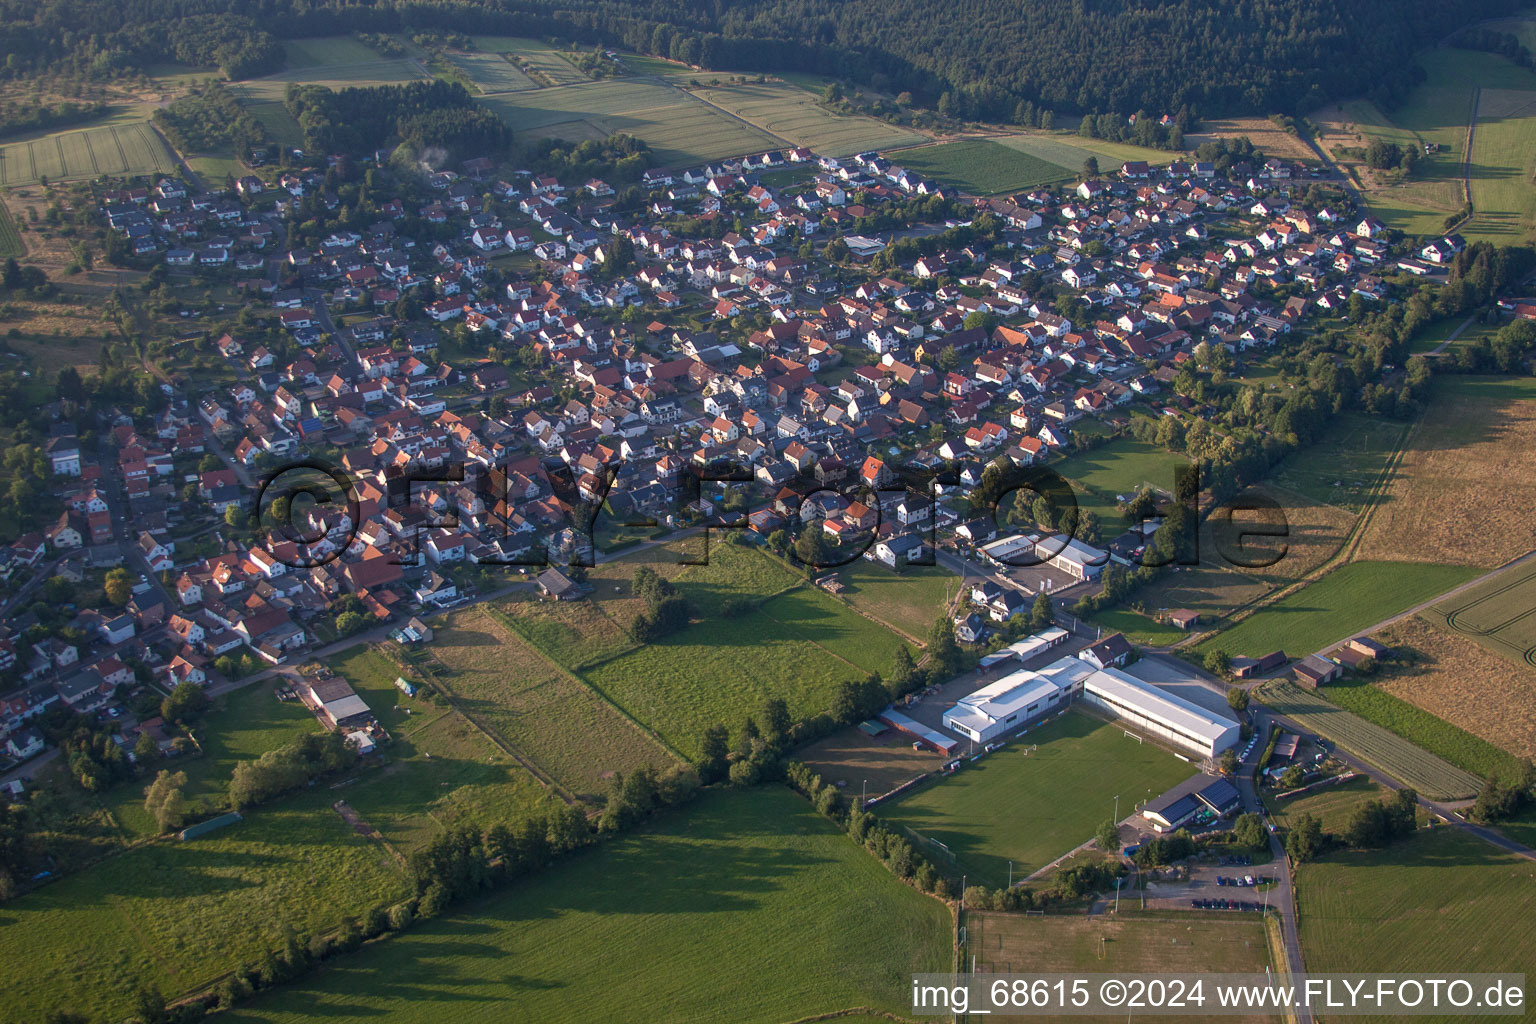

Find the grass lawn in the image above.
[
  {"left": 98, "top": 681, "right": 326, "bottom": 835},
  {"left": 1194, "top": 561, "right": 1479, "bottom": 661},
  {"left": 337, "top": 709, "right": 560, "bottom": 853},
  {"left": 1468, "top": 85, "right": 1536, "bottom": 244},
  {"left": 757, "top": 585, "right": 912, "bottom": 675},
  {"left": 0, "top": 791, "right": 409, "bottom": 1023},
  {"left": 1256, "top": 680, "right": 1484, "bottom": 801},
  {"left": 830, "top": 560, "right": 961, "bottom": 639},
  {"left": 879, "top": 711, "right": 1196, "bottom": 886},
  {"left": 1051, "top": 438, "right": 1193, "bottom": 527},
  {"left": 224, "top": 787, "right": 952, "bottom": 1024},
  {"left": 497, "top": 542, "right": 912, "bottom": 760},
  {"left": 1296, "top": 825, "right": 1536, "bottom": 1019},
  {"left": 1085, "top": 606, "right": 1190, "bottom": 646},
  {"left": 885, "top": 138, "right": 1071, "bottom": 194}
]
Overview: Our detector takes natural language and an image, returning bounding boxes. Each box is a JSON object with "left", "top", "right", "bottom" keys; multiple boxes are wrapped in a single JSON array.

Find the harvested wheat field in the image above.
[
  {"left": 1355, "top": 376, "right": 1536, "bottom": 567},
  {"left": 1376, "top": 617, "right": 1536, "bottom": 763},
  {"left": 1223, "top": 483, "right": 1356, "bottom": 586},
  {"left": 1187, "top": 116, "right": 1316, "bottom": 163}
]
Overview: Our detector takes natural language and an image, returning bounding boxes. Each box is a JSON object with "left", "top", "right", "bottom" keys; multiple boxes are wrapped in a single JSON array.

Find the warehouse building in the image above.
[
  {"left": 1034, "top": 534, "right": 1108, "bottom": 581},
  {"left": 941, "top": 656, "right": 1239, "bottom": 758}
]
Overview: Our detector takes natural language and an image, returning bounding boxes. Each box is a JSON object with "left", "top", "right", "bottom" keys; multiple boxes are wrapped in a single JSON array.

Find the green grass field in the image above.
[
  {"left": 223, "top": 787, "right": 952, "bottom": 1024},
  {"left": 879, "top": 711, "right": 1196, "bottom": 886},
  {"left": 443, "top": 49, "right": 537, "bottom": 94},
  {"left": 1258, "top": 680, "right": 1484, "bottom": 800},
  {"left": 1268, "top": 411, "right": 1408, "bottom": 512},
  {"left": 1051, "top": 437, "right": 1194, "bottom": 526},
  {"left": 0, "top": 121, "right": 177, "bottom": 186},
  {"left": 1297, "top": 825, "right": 1536, "bottom": 1022},
  {"left": 245, "top": 100, "right": 305, "bottom": 149},
  {"left": 470, "top": 36, "right": 588, "bottom": 87},
  {"left": 969, "top": 910, "right": 1272, "bottom": 977},
  {"left": 889, "top": 138, "right": 1073, "bottom": 195},
  {"left": 424, "top": 608, "right": 679, "bottom": 797},
  {"left": 581, "top": 593, "right": 905, "bottom": 758},
  {"left": 692, "top": 80, "right": 926, "bottom": 157},
  {"left": 830, "top": 560, "right": 960, "bottom": 639},
  {"left": 496, "top": 543, "right": 910, "bottom": 760},
  {"left": 282, "top": 37, "right": 384, "bottom": 69},
  {"left": 1195, "top": 561, "right": 1479, "bottom": 661},
  {"left": 995, "top": 131, "right": 1178, "bottom": 172},
  {"left": 0, "top": 791, "right": 410, "bottom": 1023},
  {"left": 98, "top": 681, "right": 325, "bottom": 833},
  {"left": 337, "top": 708, "right": 560, "bottom": 853},
  {"left": 1320, "top": 675, "right": 1526, "bottom": 783},
  {"left": 228, "top": 58, "right": 427, "bottom": 104},
  {"left": 1324, "top": 47, "right": 1536, "bottom": 241},
  {"left": 1467, "top": 87, "right": 1536, "bottom": 244},
  {"left": 1265, "top": 775, "right": 1394, "bottom": 834},
  {"left": 481, "top": 80, "right": 782, "bottom": 165},
  {"left": 0, "top": 199, "right": 24, "bottom": 257}
]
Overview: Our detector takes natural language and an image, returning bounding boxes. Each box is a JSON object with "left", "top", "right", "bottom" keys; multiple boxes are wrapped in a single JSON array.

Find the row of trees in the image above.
[
  {"left": 227, "top": 731, "right": 358, "bottom": 810},
  {"left": 1468, "top": 760, "right": 1536, "bottom": 825}
]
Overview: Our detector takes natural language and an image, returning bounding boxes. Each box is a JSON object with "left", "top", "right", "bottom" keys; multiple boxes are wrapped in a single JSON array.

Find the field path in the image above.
[{"left": 1427, "top": 314, "right": 1476, "bottom": 354}]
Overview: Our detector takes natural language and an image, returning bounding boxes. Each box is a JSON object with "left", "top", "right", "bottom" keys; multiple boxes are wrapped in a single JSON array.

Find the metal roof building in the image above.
[{"left": 1081, "top": 666, "right": 1240, "bottom": 759}]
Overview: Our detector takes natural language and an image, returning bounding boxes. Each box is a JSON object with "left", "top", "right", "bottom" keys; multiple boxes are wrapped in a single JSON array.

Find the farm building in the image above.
[
  {"left": 298, "top": 675, "right": 374, "bottom": 731},
  {"left": 1165, "top": 609, "right": 1200, "bottom": 630},
  {"left": 1293, "top": 654, "right": 1340, "bottom": 687},
  {"left": 1230, "top": 650, "right": 1286, "bottom": 679},
  {"left": 536, "top": 567, "right": 584, "bottom": 600}
]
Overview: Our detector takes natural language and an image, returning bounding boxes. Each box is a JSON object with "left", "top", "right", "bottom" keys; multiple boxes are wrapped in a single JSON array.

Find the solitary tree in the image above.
[
  {"left": 1225, "top": 684, "right": 1249, "bottom": 713},
  {"left": 1030, "top": 592, "right": 1054, "bottom": 631},
  {"left": 1095, "top": 818, "right": 1121, "bottom": 852}
]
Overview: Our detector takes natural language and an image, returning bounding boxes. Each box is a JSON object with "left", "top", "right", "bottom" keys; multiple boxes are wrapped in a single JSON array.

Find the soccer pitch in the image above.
[{"left": 878, "top": 710, "right": 1196, "bottom": 886}]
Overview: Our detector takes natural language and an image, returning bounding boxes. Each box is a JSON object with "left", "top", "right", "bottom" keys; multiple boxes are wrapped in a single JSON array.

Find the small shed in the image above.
[
  {"left": 1294, "top": 654, "right": 1340, "bottom": 688},
  {"left": 1167, "top": 608, "right": 1200, "bottom": 630}
]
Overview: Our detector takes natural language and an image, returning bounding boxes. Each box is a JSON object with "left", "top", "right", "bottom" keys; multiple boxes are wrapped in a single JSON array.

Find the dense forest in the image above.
[
  {"left": 0, "top": 0, "right": 1523, "bottom": 115},
  {"left": 284, "top": 79, "right": 511, "bottom": 158}
]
